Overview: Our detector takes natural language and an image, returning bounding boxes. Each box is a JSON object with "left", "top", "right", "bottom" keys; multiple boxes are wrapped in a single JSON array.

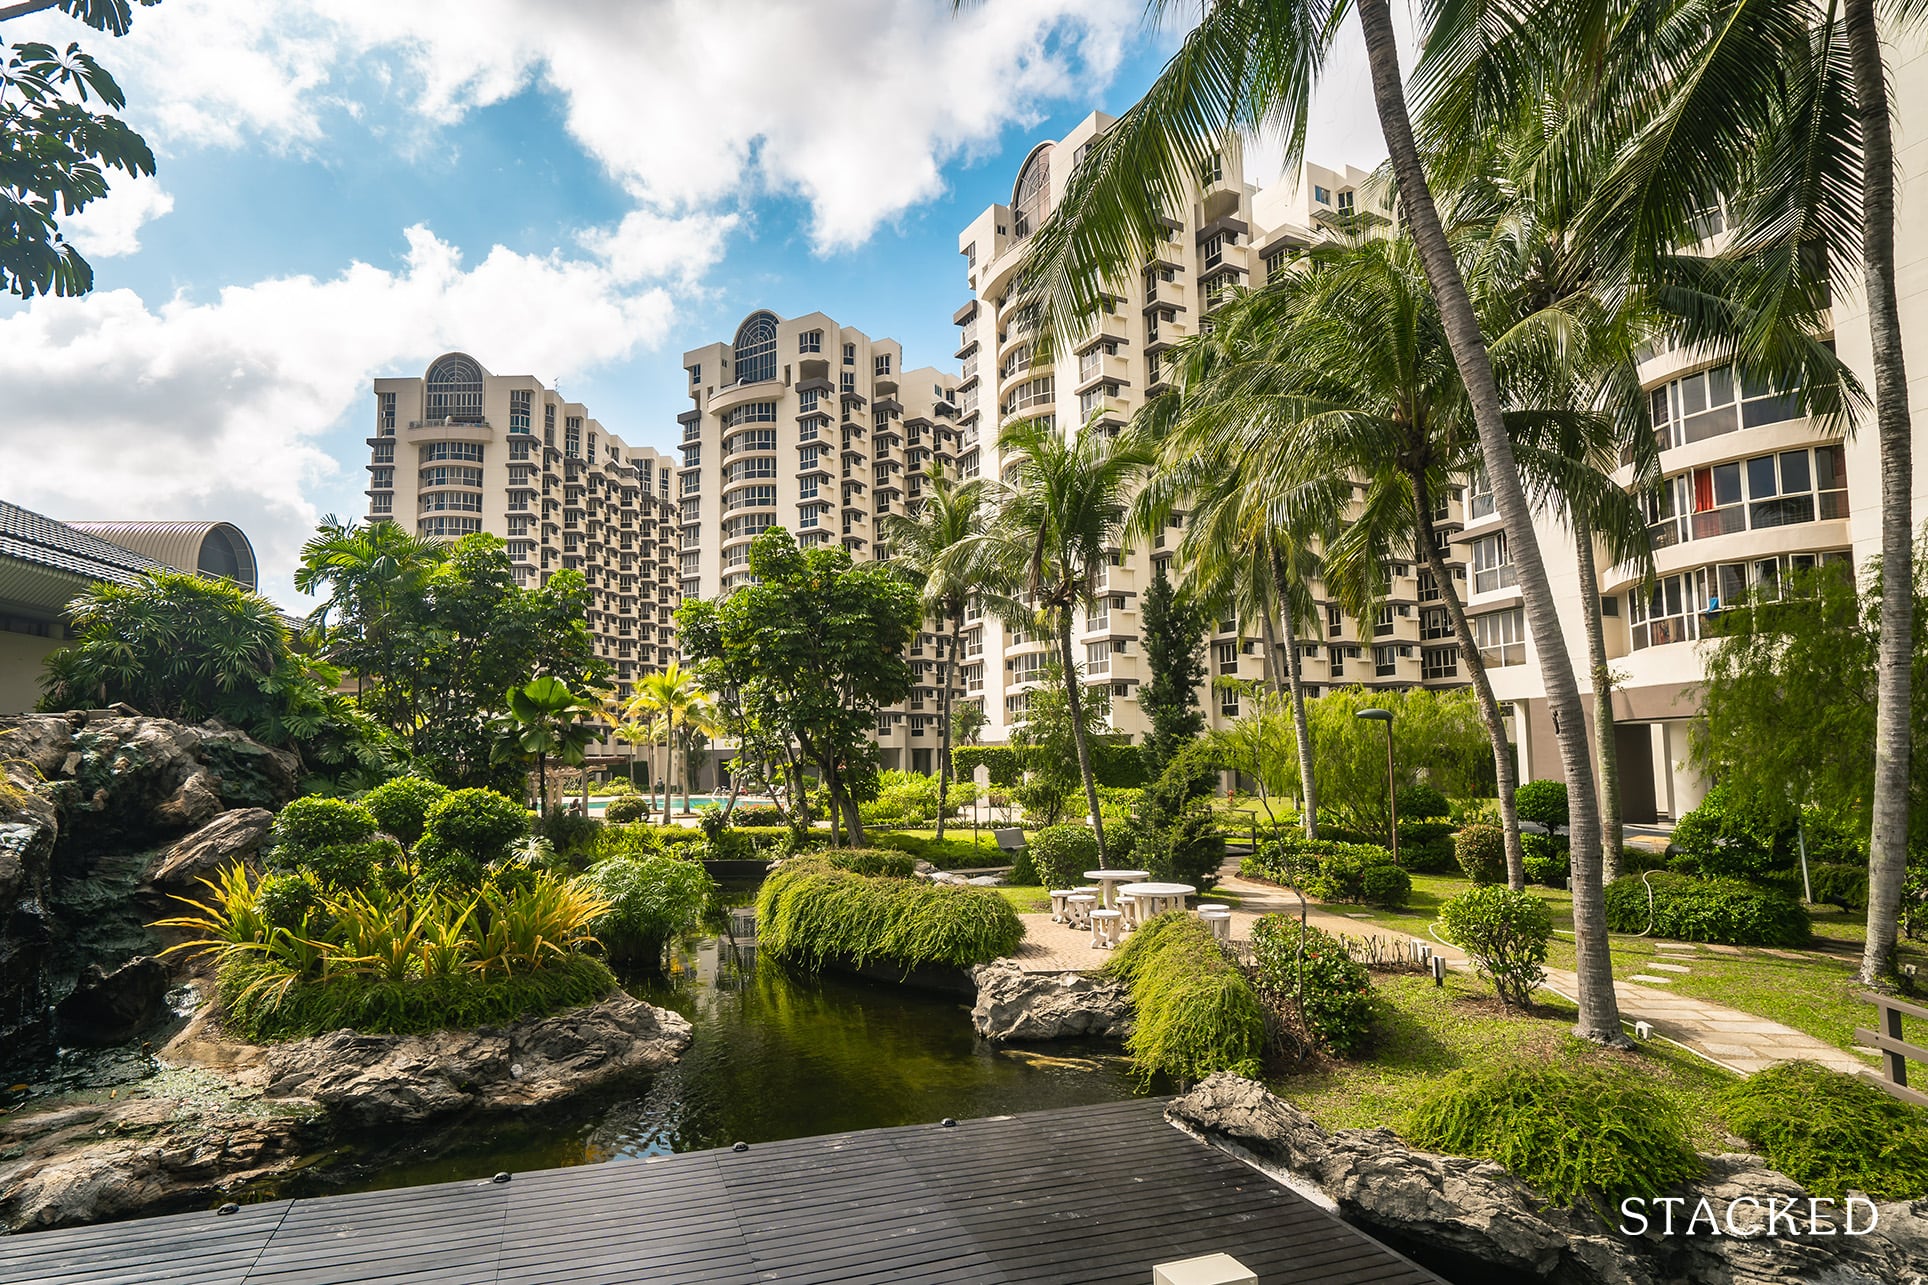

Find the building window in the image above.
[
  {"left": 420, "top": 465, "right": 483, "bottom": 489},
  {"left": 418, "top": 516, "right": 483, "bottom": 537},
  {"left": 372, "top": 442, "right": 394, "bottom": 464},
  {"left": 1471, "top": 532, "right": 1516, "bottom": 594},
  {"left": 1337, "top": 189, "right": 1355, "bottom": 215},
  {"left": 843, "top": 342, "right": 856, "bottom": 366},
  {"left": 1467, "top": 467, "right": 1495, "bottom": 520},
  {"left": 723, "top": 428, "right": 777, "bottom": 455},
  {"left": 799, "top": 329, "right": 822, "bottom": 354},
  {"left": 1013, "top": 144, "right": 1052, "bottom": 240},
  {"left": 1421, "top": 645, "right": 1459, "bottom": 679},
  {"left": 874, "top": 353, "right": 892, "bottom": 376},
  {"left": 378, "top": 391, "right": 396, "bottom": 430},
  {"left": 1420, "top": 606, "right": 1453, "bottom": 640},
  {"left": 688, "top": 364, "right": 701, "bottom": 384},
  {"left": 565, "top": 417, "right": 583, "bottom": 459},
  {"left": 1472, "top": 607, "right": 1526, "bottom": 667},
  {"left": 1374, "top": 644, "right": 1399, "bottom": 677},
  {"left": 732, "top": 311, "right": 779, "bottom": 385},
  {"left": 424, "top": 354, "right": 484, "bottom": 423},
  {"left": 1313, "top": 184, "right": 1331, "bottom": 205},
  {"left": 509, "top": 389, "right": 531, "bottom": 433},
  {"left": 420, "top": 441, "right": 484, "bottom": 463},
  {"left": 722, "top": 402, "right": 778, "bottom": 428}
]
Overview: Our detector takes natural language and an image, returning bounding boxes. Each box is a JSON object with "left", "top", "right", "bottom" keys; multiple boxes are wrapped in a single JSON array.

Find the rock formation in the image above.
[{"left": 970, "top": 960, "right": 1133, "bottom": 1041}]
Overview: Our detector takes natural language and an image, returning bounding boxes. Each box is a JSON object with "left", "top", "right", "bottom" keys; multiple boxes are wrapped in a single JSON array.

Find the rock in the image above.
[
  {"left": 970, "top": 960, "right": 1132, "bottom": 1041},
  {"left": 146, "top": 808, "right": 274, "bottom": 894},
  {"left": 1168, "top": 1074, "right": 1928, "bottom": 1285},
  {"left": 0, "top": 753, "right": 61, "bottom": 1053},
  {"left": 153, "top": 768, "right": 224, "bottom": 831},
  {"left": 55, "top": 955, "right": 171, "bottom": 1047},
  {"left": 258, "top": 993, "right": 694, "bottom": 1126}
]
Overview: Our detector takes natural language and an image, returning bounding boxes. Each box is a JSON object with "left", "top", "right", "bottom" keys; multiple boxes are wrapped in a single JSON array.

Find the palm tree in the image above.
[
  {"left": 293, "top": 516, "right": 442, "bottom": 733},
  {"left": 676, "top": 689, "right": 722, "bottom": 813},
  {"left": 606, "top": 696, "right": 662, "bottom": 794},
  {"left": 631, "top": 662, "right": 704, "bottom": 823},
  {"left": 495, "top": 676, "right": 602, "bottom": 813},
  {"left": 880, "top": 465, "right": 989, "bottom": 840},
  {"left": 993, "top": 0, "right": 1629, "bottom": 1043},
  {"left": 949, "top": 416, "right": 1152, "bottom": 862}
]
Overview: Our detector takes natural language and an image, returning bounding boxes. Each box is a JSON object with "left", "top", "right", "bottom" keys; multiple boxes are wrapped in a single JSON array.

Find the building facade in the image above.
[
  {"left": 954, "top": 115, "right": 1473, "bottom": 745},
  {"left": 367, "top": 354, "right": 682, "bottom": 707},
  {"left": 677, "top": 313, "right": 965, "bottom": 771}
]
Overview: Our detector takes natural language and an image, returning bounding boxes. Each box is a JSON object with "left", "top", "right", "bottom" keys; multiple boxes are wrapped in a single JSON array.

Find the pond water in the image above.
[{"left": 303, "top": 930, "right": 1142, "bottom": 1195}]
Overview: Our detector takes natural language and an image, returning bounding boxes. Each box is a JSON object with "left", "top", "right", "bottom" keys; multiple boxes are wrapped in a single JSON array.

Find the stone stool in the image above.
[
  {"left": 1049, "top": 889, "right": 1078, "bottom": 922},
  {"left": 1089, "top": 907, "right": 1123, "bottom": 949},
  {"left": 1117, "top": 893, "right": 1140, "bottom": 931},
  {"left": 1199, "top": 907, "right": 1232, "bottom": 942},
  {"left": 1065, "top": 893, "right": 1097, "bottom": 931},
  {"left": 1194, "top": 902, "right": 1229, "bottom": 914}
]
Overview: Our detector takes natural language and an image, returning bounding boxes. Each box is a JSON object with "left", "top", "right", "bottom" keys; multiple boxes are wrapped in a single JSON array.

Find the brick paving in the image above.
[{"left": 999, "top": 868, "right": 1874, "bottom": 1078}]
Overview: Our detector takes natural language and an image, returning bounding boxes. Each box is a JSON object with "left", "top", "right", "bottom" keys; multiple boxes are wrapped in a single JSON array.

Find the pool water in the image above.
[{"left": 584, "top": 794, "right": 749, "bottom": 813}]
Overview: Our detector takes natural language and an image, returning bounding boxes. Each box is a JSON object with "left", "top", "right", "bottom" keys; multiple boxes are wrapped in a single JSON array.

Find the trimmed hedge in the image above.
[
  {"left": 1241, "top": 836, "right": 1409, "bottom": 908},
  {"left": 360, "top": 776, "right": 449, "bottom": 848},
  {"left": 953, "top": 740, "right": 1149, "bottom": 789},
  {"left": 755, "top": 859, "right": 1023, "bottom": 971},
  {"left": 1405, "top": 1064, "right": 1702, "bottom": 1219},
  {"left": 953, "top": 746, "right": 1022, "bottom": 786},
  {"left": 1251, "top": 915, "right": 1374, "bottom": 1055},
  {"left": 1102, "top": 912, "right": 1264, "bottom": 1085},
  {"left": 1395, "top": 783, "right": 1451, "bottom": 821},
  {"left": 603, "top": 794, "right": 652, "bottom": 824},
  {"left": 868, "top": 831, "right": 1004, "bottom": 869},
  {"left": 1398, "top": 821, "right": 1458, "bottom": 874},
  {"left": 1454, "top": 823, "right": 1507, "bottom": 885},
  {"left": 1720, "top": 1061, "right": 1928, "bottom": 1201},
  {"left": 1603, "top": 872, "right": 1809, "bottom": 946},
  {"left": 1514, "top": 779, "right": 1569, "bottom": 832}
]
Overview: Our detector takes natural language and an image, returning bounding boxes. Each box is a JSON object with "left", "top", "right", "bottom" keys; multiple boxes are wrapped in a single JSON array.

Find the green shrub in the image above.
[
  {"left": 1521, "top": 832, "right": 1570, "bottom": 886},
  {"left": 272, "top": 796, "right": 379, "bottom": 852},
  {"left": 1029, "top": 825, "right": 1099, "bottom": 889},
  {"left": 953, "top": 745, "right": 1022, "bottom": 786},
  {"left": 536, "top": 805, "right": 601, "bottom": 858},
  {"left": 1091, "top": 737, "right": 1152, "bottom": 788},
  {"left": 360, "top": 776, "right": 449, "bottom": 848},
  {"left": 1671, "top": 783, "right": 1796, "bottom": 878},
  {"left": 1250, "top": 915, "right": 1374, "bottom": 1056},
  {"left": 1603, "top": 872, "right": 1809, "bottom": 946},
  {"left": 254, "top": 871, "right": 323, "bottom": 932},
  {"left": 1808, "top": 862, "right": 1870, "bottom": 910},
  {"left": 425, "top": 788, "right": 532, "bottom": 866},
  {"left": 1102, "top": 912, "right": 1264, "bottom": 1086},
  {"left": 1720, "top": 1061, "right": 1928, "bottom": 1201},
  {"left": 756, "top": 861, "right": 1023, "bottom": 970},
  {"left": 868, "top": 831, "right": 1001, "bottom": 869},
  {"left": 603, "top": 794, "right": 652, "bottom": 824},
  {"left": 1405, "top": 1064, "right": 1702, "bottom": 1219},
  {"left": 1514, "top": 779, "right": 1569, "bottom": 832},
  {"left": 1009, "top": 845, "right": 1039, "bottom": 885},
  {"left": 1396, "top": 783, "right": 1451, "bottom": 821},
  {"left": 827, "top": 849, "right": 916, "bottom": 878},
  {"left": 1454, "top": 823, "right": 1508, "bottom": 884},
  {"left": 1241, "top": 836, "right": 1406, "bottom": 906},
  {"left": 1360, "top": 862, "right": 1412, "bottom": 909},
  {"left": 730, "top": 803, "right": 784, "bottom": 826},
  {"left": 594, "top": 823, "right": 659, "bottom": 862},
  {"left": 1397, "top": 821, "right": 1458, "bottom": 873},
  {"left": 1436, "top": 885, "right": 1550, "bottom": 1007},
  {"left": 580, "top": 855, "right": 714, "bottom": 963},
  {"left": 653, "top": 827, "right": 707, "bottom": 854}
]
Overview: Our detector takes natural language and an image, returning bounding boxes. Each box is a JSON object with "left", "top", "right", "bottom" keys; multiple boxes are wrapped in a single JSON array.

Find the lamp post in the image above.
[{"left": 1356, "top": 707, "right": 1398, "bottom": 867}]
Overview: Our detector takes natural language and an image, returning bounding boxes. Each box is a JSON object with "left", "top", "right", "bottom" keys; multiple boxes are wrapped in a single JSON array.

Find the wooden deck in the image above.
[{"left": 0, "top": 1098, "right": 1444, "bottom": 1285}]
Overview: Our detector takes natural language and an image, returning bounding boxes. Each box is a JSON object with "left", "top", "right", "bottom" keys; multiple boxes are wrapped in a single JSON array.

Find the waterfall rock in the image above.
[
  {"left": 146, "top": 807, "right": 275, "bottom": 895},
  {"left": 54, "top": 955, "right": 172, "bottom": 1047},
  {"left": 970, "top": 960, "right": 1132, "bottom": 1041}
]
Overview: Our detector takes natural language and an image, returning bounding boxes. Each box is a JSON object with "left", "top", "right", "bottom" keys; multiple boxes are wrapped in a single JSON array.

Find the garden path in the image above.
[{"left": 1004, "top": 871, "right": 1871, "bottom": 1078}]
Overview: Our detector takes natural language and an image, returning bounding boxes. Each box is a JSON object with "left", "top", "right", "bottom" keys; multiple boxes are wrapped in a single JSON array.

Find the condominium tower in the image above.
[
  {"left": 367, "top": 354, "right": 682, "bottom": 705},
  {"left": 677, "top": 312, "right": 964, "bottom": 771},
  {"left": 954, "top": 115, "right": 1474, "bottom": 745}
]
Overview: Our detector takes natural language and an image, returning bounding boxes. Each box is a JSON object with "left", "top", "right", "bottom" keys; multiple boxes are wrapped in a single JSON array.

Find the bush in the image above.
[
  {"left": 1671, "top": 783, "right": 1796, "bottom": 878},
  {"left": 1720, "top": 1061, "right": 1928, "bottom": 1201},
  {"left": 1521, "top": 832, "right": 1570, "bottom": 886},
  {"left": 580, "top": 855, "right": 714, "bottom": 964},
  {"left": 1360, "top": 862, "right": 1412, "bottom": 909},
  {"left": 1807, "top": 862, "right": 1870, "bottom": 910},
  {"left": 1102, "top": 912, "right": 1264, "bottom": 1085},
  {"left": 254, "top": 871, "right": 322, "bottom": 933},
  {"left": 1091, "top": 737, "right": 1151, "bottom": 788},
  {"left": 1454, "top": 823, "right": 1508, "bottom": 885},
  {"left": 1603, "top": 872, "right": 1809, "bottom": 946},
  {"left": 869, "top": 831, "right": 1002, "bottom": 869},
  {"left": 826, "top": 849, "right": 917, "bottom": 879},
  {"left": 267, "top": 797, "right": 387, "bottom": 887},
  {"left": 360, "top": 776, "right": 449, "bottom": 848},
  {"left": 730, "top": 803, "right": 784, "bottom": 827},
  {"left": 603, "top": 794, "right": 652, "bottom": 824},
  {"left": 1436, "top": 885, "right": 1550, "bottom": 1007},
  {"left": 536, "top": 805, "right": 602, "bottom": 859},
  {"left": 1514, "top": 779, "right": 1569, "bottom": 832},
  {"left": 1250, "top": 915, "right": 1374, "bottom": 1056},
  {"left": 1396, "top": 783, "right": 1451, "bottom": 821},
  {"left": 756, "top": 860, "right": 1023, "bottom": 970},
  {"left": 1405, "top": 1064, "right": 1702, "bottom": 1219},
  {"left": 423, "top": 788, "right": 531, "bottom": 863},
  {"left": 1241, "top": 836, "right": 1407, "bottom": 908},
  {"left": 1028, "top": 825, "right": 1099, "bottom": 889},
  {"left": 1009, "top": 846, "right": 1039, "bottom": 885},
  {"left": 1396, "top": 821, "right": 1458, "bottom": 873}
]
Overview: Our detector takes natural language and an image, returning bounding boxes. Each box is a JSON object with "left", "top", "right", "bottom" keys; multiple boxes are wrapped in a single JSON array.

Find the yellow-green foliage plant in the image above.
[{"left": 1101, "top": 912, "right": 1265, "bottom": 1087}]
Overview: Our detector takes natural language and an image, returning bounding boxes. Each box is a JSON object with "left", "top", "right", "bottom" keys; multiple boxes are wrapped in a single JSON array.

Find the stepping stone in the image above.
[
  {"left": 1648, "top": 962, "right": 1691, "bottom": 973},
  {"left": 1345, "top": 912, "right": 1374, "bottom": 919},
  {"left": 1628, "top": 973, "right": 1676, "bottom": 984}
]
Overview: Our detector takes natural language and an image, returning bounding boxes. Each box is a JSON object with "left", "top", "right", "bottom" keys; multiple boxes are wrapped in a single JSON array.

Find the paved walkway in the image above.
[{"left": 1004, "top": 870, "right": 1871, "bottom": 1078}]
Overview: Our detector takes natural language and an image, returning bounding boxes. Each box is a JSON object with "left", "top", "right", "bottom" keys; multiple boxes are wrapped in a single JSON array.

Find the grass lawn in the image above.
[
  {"left": 997, "top": 885, "right": 1052, "bottom": 913},
  {"left": 1270, "top": 973, "right": 1740, "bottom": 1150},
  {"left": 1289, "top": 871, "right": 1928, "bottom": 1058}
]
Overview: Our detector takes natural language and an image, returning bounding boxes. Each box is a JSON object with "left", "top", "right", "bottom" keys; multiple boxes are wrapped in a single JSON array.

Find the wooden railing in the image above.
[{"left": 1857, "top": 991, "right": 1928, "bottom": 1107}]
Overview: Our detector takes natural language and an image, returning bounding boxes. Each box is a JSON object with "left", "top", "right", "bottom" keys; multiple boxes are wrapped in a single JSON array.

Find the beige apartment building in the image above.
[
  {"left": 1472, "top": 25, "right": 1928, "bottom": 820},
  {"left": 954, "top": 115, "right": 1473, "bottom": 745},
  {"left": 367, "top": 354, "right": 682, "bottom": 708},
  {"left": 677, "top": 313, "right": 966, "bottom": 772}
]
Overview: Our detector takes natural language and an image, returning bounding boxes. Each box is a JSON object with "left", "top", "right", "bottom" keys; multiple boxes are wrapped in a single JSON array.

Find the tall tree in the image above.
[
  {"left": 294, "top": 516, "right": 443, "bottom": 729},
  {"left": 629, "top": 661, "right": 704, "bottom": 822},
  {"left": 1136, "top": 561, "right": 1208, "bottom": 777},
  {"left": 879, "top": 465, "right": 988, "bottom": 839},
  {"left": 949, "top": 416, "right": 1152, "bottom": 862},
  {"left": 677, "top": 528, "right": 918, "bottom": 846},
  {"left": 1, "top": 0, "right": 159, "bottom": 298}
]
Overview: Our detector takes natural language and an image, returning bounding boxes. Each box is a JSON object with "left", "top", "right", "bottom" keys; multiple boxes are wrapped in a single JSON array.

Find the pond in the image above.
[{"left": 304, "top": 929, "right": 1142, "bottom": 1195}]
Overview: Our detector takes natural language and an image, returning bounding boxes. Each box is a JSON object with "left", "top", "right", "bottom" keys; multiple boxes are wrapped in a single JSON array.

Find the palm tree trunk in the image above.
[
  {"left": 536, "top": 750, "right": 547, "bottom": 814},
  {"left": 1411, "top": 474, "right": 1526, "bottom": 889},
  {"left": 680, "top": 728, "right": 692, "bottom": 814},
  {"left": 1572, "top": 514, "right": 1623, "bottom": 879},
  {"left": 662, "top": 715, "right": 675, "bottom": 825},
  {"left": 1271, "top": 547, "right": 1319, "bottom": 840},
  {"left": 935, "top": 612, "right": 962, "bottom": 840},
  {"left": 1359, "top": 0, "right": 1621, "bottom": 1042},
  {"left": 1846, "top": 0, "right": 1913, "bottom": 986},
  {"left": 1057, "top": 611, "right": 1108, "bottom": 864}
]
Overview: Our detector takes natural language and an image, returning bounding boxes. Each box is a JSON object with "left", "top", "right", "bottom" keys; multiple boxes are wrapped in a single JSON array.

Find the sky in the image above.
[{"left": 2, "top": 0, "right": 1397, "bottom": 609}]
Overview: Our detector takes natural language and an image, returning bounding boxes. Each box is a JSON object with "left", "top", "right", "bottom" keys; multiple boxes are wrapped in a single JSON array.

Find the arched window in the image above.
[
  {"left": 732, "top": 312, "right": 779, "bottom": 386},
  {"left": 425, "top": 354, "right": 485, "bottom": 423},
  {"left": 1012, "top": 144, "right": 1053, "bottom": 240}
]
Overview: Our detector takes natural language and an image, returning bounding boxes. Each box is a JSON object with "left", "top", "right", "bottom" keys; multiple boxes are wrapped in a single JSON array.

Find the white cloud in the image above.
[
  {"left": 31, "top": 0, "right": 1133, "bottom": 253},
  {"left": 60, "top": 175, "right": 176, "bottom": 259},
  {"left": 0, "top": 226, "right": 676, "bottom": 607},
  {"left": 579, "top": 207, "right": 741, "bottom": 287}
]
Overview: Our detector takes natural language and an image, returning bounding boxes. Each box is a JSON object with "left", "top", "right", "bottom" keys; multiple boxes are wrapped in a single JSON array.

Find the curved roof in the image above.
[{"left": 63, "top": 521, "right": 258, "bottom": 590}]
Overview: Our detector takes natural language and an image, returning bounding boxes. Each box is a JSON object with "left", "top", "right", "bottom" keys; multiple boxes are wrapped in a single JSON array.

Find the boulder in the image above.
[
  {"left": 0, "top": 759, "right": 61, "bottom": 1052},
  {"left": 259, "top": 993, "right": 694, "bottom": 1127},
  {"left": 1168, "top": 1074, "right": 1928, "bottom": 1285},
  {"left": 970, "top": 960, "right": 1132, "bottom": 1041},
  {"left": 54, "top": 955, "right": 171, "bottom": 1047},
  {"left": 146, "top": 807, "right": 274, "bottom": 894}
]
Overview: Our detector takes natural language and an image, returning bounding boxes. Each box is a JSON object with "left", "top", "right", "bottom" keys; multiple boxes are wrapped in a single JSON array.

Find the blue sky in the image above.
[{"left": 2, "top": 1, "right": 1390, "bottom": 607}]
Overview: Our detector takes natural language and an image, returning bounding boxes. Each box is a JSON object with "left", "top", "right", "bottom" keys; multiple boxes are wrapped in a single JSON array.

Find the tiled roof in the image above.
[{"left": 0, "top": 501, "right": 175, "bottom": 586}]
